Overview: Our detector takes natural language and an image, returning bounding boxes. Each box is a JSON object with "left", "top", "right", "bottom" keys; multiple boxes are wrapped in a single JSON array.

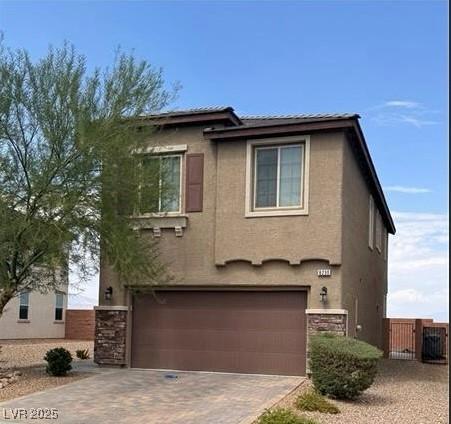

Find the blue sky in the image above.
[{"left": 0, "top": 1, "right": 448, "bottom": 320}]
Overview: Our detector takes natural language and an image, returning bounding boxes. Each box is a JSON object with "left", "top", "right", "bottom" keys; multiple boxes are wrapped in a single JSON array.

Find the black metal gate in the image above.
[
  {"left": 422, "top": 326, "right": 448, "bottom": 363},
  {"left": 389, "top": 321, "right": 416, "bottom": 360}
]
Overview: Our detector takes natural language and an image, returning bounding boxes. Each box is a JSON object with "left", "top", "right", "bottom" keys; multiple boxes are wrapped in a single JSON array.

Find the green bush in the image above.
[
  {"left": 76, "top": 349, "right": 90, "bottom": 360},
  {"left": 309, "top": 333, "right": 382, "bottom": 400},
  {"left": 296, "top": 389, "right": 340, "bottom": 414},
  {"left": 257, "top": 408, "right": 318, "bottom": 424},
  {"left": 44, "top": 347, "right": 73, "bottom": 376}
]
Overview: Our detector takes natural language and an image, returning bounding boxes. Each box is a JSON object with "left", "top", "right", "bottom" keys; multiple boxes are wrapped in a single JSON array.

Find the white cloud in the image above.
[
  {"left": 388, "top": 211, "right": 449, "bottom": 322},
  {"left": 368, "top": 99, "right": 440, "bottom": 128},
  {"left": 384, "top": 185, "right": 432, "bottom": 194},
  {"left": 397, "top": 115, "right": 439, "bottom": 128},
  {"left": 384, "top": 100, "right": 421, "bottom": 109}
]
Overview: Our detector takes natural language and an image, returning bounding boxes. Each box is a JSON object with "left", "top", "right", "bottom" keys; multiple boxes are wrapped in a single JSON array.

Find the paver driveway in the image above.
[{"left": 0, "top": 369, "right": 303, "bottom": 424}]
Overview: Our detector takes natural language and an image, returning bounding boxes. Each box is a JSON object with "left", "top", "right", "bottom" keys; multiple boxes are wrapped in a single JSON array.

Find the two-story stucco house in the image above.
[{"left": 94, "top": 107, "right": 395, "bottom": 376}]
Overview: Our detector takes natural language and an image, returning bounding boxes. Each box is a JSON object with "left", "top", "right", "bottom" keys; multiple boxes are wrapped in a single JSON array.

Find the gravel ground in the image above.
[
  {"left": 0, "top": 366, "right": 90, "bottom": 402},
  {"left": 0, "top": 340, "right": 94, "bottom": 401},
  {"left": 0, "top": 339, "right": 94, "bottom": 368},
  {"left": 275, "top": 359, "right": 449, "bottom": 424}
]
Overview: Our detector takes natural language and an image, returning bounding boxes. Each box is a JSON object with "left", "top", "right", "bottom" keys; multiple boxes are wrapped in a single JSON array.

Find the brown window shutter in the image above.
[{"left": 185, "top": 153, "right": 204, "bottom": 212}]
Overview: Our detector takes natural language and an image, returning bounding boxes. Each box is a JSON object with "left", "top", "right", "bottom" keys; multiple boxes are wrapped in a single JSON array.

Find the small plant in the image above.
[
  {"left": 44, "top": 347, "right": 72, "bottom": 376},
  {"left": 309, "top": 333, "right": 382, "bottom": 400},
  {"left": 296, "top": 389, "right": 340, "bottom": 414},
  {"left": 257, "top": 408, "right": 318, "bottom": 424},
  {"left": 76, "top": 349, "right": 90, "bottom": 360}
]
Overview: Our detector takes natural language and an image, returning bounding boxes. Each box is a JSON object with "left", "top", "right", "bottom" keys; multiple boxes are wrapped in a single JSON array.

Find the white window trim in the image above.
[
  {"left": 245, "top": 135, "right": 310, "bottom": 218},
  {"left": 136, "top": 153, "right": 183, "bottom": 217},
  {"left": 368, "top": 195, "right": 375, "bottom": 250}
]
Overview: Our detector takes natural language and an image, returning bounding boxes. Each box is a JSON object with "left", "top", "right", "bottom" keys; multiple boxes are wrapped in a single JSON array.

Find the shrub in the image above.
[
  {"left": 44, "top": 347, "right": 72, "bottom": 376},
  {"left": 296, "top": 389, "right": 340, "bottom": 414},
  {"left": 309, "top": 333, "right": 382, "bottom": 400},
  {"left": 257, "top": 408, "right": 318, "bottom": 424},
  {"left": 76, "top": 349, "right": 90, "bottom": 360}
]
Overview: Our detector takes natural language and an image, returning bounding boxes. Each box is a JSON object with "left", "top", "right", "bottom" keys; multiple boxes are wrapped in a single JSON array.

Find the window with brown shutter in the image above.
[{"left": 185, "top": 153, "right": 204, "bottom": 212}]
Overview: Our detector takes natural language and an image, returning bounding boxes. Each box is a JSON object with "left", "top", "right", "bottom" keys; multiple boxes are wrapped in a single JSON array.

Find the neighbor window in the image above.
[
  {"left": 368, "top": 195, "right": 375, "bottom": 249},
  {"left": 139, "top": 155, "right": 181, "bottom": 214},
  {"left": 254, "top": 144, "right": 304, "bottom": 209},
  {"left": 19, "top": 292, "right": 29, "bottom": 320},
  {"left": 55, "top": 292, "right": 64, "bottom": 321}
]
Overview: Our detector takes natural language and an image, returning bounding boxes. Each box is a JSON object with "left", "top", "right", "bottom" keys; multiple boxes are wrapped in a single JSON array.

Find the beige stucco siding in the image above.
[
  {"left": 214, "top": 132, "right": 344, "bottom": 266},
  {"left": 0, "top": 290, "right": 68, "bottom": 339},
  {"left": 341, "top": 136, "right": 388, "bottom": 348},
  {"left": 99, "top": 126, "right": 348, "bottom": 310}
]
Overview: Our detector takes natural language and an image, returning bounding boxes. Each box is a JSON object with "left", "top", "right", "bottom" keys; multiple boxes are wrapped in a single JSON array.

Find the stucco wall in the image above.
[
  {"left": 0, "top": 289, "right": 68, "bottom": 339},
  {"left": 99, "top": 126, "right": 348, "bottom": 310},
  {"left": 341, "top": 136, "right": 388, "bottom": 348}
]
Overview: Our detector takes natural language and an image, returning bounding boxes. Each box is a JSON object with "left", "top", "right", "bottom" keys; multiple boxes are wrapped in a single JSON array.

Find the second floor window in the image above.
[
  {"left": 19, "top": 292, "right": 29, "bottom": 320},
  {"left": 375, "top": 210, "right": 383, "bottom": 253},
  {"left": 254, "top": 144, "right": 304, "bottom": 209},
  {"left": 369, "top": 195, "right": 375, "bottom": 249},
  {"left": 139, "top": 155, "right": 181, "bottom": 214}
]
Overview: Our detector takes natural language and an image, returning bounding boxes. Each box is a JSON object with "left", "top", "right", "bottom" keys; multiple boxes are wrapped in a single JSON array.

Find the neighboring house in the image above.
[
  {"left": 0, "top": 274, "right": 68, "bottom": 340},
  {"left": 95, "top": 107, "right": 395, "bottom": 376}
]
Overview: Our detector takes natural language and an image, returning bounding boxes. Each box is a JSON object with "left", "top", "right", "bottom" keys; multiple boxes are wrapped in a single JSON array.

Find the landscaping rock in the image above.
[{"left": 0, "top": 367, "right": 21, "bottom": 389}]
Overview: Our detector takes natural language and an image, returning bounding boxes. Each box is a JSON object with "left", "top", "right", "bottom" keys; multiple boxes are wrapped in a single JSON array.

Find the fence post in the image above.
[
  {"left": 382, "top": 318, "right": 390, "bottom": 358},
  {"left": 415, "top": 319, "right": 423, "bottom": 362}
]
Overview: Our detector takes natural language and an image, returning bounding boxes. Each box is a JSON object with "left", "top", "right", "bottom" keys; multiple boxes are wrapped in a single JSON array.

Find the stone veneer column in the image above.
[
  {"left": 94, "top": 306, "right": 128, "bottom": 366},
  {"left": 306, "top": 310, "right": 348, "bottom": 336},
  {"left": 305, "top": 309, "right": 348, "bottom": 374}
]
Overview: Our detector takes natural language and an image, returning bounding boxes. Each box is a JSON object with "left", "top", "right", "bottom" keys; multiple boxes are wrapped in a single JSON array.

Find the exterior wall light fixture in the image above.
[
  {"left": 104, "top": 286, "right": 113, "bottom": 301},
  {"left": 320, "top": 286, "right": 328, "bottom": 303}
]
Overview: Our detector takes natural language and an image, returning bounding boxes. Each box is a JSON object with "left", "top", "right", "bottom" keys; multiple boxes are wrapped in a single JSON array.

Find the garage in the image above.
[{"left": 131, "top": 290, "right": 307, "bottom": 376}]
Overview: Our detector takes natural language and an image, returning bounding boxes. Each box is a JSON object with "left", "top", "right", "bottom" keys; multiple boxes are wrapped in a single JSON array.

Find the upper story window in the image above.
[
  {"left": 55, "top": 292, "right": 64, "bottom": 321},
  {"left": 138, "top": 154, "right": 182, "bottom": 215},
  {"left": 375, "top": 210, "right": 382, "bottom": 253},
  {"left": 383, "top": 227, "right": 388, "bottom": 261},
  {"left": 19, "top": 292, "right": 29, "bottom": 320},
  {"left": 368, "top": 195, "right": 375, "bottom": 249},
  {"left": 245, "top": 136, "right": 310, "bottom": 217}
]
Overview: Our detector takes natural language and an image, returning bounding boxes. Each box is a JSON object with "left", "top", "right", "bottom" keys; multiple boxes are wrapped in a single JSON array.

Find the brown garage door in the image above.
[{"left": 131, "top": 290, "right": 307, "bottom": 376}]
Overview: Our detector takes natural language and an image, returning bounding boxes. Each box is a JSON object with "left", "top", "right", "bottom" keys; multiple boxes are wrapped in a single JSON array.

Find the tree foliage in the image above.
[{"left": 0, "top": 39, "right": 175, "bottom": 314}]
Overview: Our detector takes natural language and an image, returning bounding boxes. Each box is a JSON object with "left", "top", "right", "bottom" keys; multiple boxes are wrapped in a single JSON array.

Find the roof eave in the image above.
[
  {"left": 135, "top": 108, "right": 242, "bottom": 127},
  {"left": 350, "top": 120, "right": 396, "bottom": 234},
  {"left": 204, "top": 118, "right": 356, "bottom": 140}
]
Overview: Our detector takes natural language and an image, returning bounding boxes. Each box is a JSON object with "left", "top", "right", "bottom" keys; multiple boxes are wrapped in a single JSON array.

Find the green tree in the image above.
[{"left": 0, "top": 39, "right": 175, "bottom": 315}]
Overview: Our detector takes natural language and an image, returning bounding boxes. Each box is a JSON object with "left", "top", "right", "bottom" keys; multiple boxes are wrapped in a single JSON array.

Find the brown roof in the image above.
[
  {"left": 136, "top": 107, "right": 242, "bottom": 126},
  {"left": 240, "top": 113, "right": 359, "bottom": 126}
]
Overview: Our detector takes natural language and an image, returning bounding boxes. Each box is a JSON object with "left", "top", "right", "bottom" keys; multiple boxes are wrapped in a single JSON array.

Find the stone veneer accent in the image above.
[
  {"left": 307, "top": 313, "right": 347, "bottom": 336},
  {"left": 94, "top": 308, "right": 128, "bottom": 366}
]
